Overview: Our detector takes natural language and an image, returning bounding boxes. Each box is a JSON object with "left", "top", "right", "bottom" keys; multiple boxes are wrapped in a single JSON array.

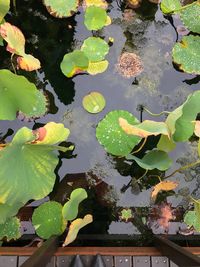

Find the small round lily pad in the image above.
[
  {"left": 82, "top": 92, "right": 106, "bottom": 113},
  {"left": 84, "top": 6, "right": 107, "bottom": 30}
]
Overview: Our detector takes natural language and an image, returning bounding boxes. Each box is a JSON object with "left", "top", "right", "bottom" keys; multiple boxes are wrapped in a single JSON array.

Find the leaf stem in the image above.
[
  {"left": 11, "top": 54, "right": 16, "bottom": 74},
  {"left": 132, "top": 137, "right": 147, "bottom": 154},
  {"left": 164, "top": 159, "right": 200, "bottom": 179},
  {"left": 143, "top": 107, "right": 171, "bottom": 117}
]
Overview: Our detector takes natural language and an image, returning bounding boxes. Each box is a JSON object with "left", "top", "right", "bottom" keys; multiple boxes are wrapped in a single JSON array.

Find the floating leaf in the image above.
[
  {"left": 180, "top": 2, "right": 200, "bottom": 34},
  {"left": 184, "top": 210, "right": 199, "bottom": 230},
  {"left": 87, "top": 60, "right": 109, "bottom": 75},
  {"left": 83, "top": 0, "right": 108, "bottom": 9},
  {"left": 43, "top": 0, "right": 79, "bottom": 18},
  {"left": 119, "top": 118, "right": 170, "bottom": 138},
  {"left": 60, "top": 50, "right": 89, "bottom": 78},
  {"left": 120, "top": 208, "right": 133, "bottom": 222},
  {"left": 0, "top": 69, "right": 46, "bottom": 120},
  {"left": 0, "top": 217, "right": 21, "bottom": 241},
  {"left": 0, "top": 203, "right": 23, "bottom": 224},
  {"left": 96, "top": 110, "right": 141, "bottom": 156},
  {"left": 82, "top": 92, "right": 106, "bottom": 114},
  {"left": 160, "top": 0, "right": 181, "bottom": 14},
  {"left": 63, "top": 214, "right": 93, "bottom": 246},
  {"left": 166, "top": 90, "right": 200, "bottom": 142},
  {"left": 157, "top": 135, "right": 176, "bottom": 152},
  {"left": 172, "top": 35, "right": 200, "bottom": 75},
  {"left": 151, "top": 181, "right": 179, "bottom": 201},
  {"left": 0, "top": 0, "right": 10, "bottom": 23},
  {"left": 62, "top": 188, "right": 88, "bottom": 221},
  {"left": 32, "top": 201, "right": 66, "bottom": 239},
  {"left": 0, "top": 122, "right": 70, "bottom": 205},
  {"left": 0, "top": 22, "right": 41, "bottom": 71},
  {"left": 81, "top": 37, "right": 109, "bottom": 62},
  {"left": 127, "top": 150, "right": 172, "bottom": 171},
  {"left": 84, "top": 6, "right": 107, "bottom": 30}
]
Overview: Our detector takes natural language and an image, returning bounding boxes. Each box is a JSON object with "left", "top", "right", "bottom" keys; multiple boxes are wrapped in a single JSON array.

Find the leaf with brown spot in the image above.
[
  {"left": 0, "top": 22, "right": 40, "bottom": 71},
  {"left": 119, "top": 118, "right": 170, "bottom": 138},
  {"left": 151, "top": 181, "right": 179, "bottom": 201},
  {"left": 63, "top": 214, "right": 93, "bottom": 247}
]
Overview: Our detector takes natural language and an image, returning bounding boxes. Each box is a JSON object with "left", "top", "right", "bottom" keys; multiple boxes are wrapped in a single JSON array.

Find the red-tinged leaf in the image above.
[
  {"left": 33, "top": 127, "right": 47, "bottom": 142},
  {"left": 151, "top": 181, "right": 179, "bottom": 201},
  {"left": 63, "top": 214, "right": 93, "bottom": 247}
]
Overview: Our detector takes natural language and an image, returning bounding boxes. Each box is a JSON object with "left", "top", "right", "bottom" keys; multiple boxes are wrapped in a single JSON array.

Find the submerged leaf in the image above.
[
  {"left": 0, "top": 123, "right": 70, "bottom": 205},
  {"left": 96, "top": 110, "right": 141, "bottom": 156},
  {"left": 0, "top": 69, "right": 46, "bottom": 120},
  {"left": 63, "top": 214, "right": 93, "bottom": 246},
  {"left": 0, "top": 22, "right": 41, "bottom": 71},
  {"left": 82, "top": 92, "right": 106, "bottom": 113},
  {"left": 62, "top": 188, "right": 88, "bottom": 221},
  {"left": 0, "top": 217, "right": 21, "bottom": 241},
  {"left": 180, "top": 2, "right": 200, "bottom": 34},
  {"left": 60, "top": 50, "right": 89, "bottom": 78},
  {"left": 172, "top": 35, "right": 200, "bottom": 75},
  {"left": 119, "top": 118, "right": 170, "bottom": 138},
  {"left": 32, "top": 201, "right": 66, "bottom": 239},
  {"left": 43, "top": 0, "right": 79, "bottom": 18},
  {"left": 84, "top": 6, "right": 107, "bottom": 30},
  {"left": 160, "top": 0, "right": 181, "bottom": 14},
  {"left": 127, "top": 150, "right": 172, "bottom": 171},
  {"left": 81, "top": 37, "right": 109, "bottom": 62},
  {"left": 151, "top": 181, "right": 179, "bottom": 201}
]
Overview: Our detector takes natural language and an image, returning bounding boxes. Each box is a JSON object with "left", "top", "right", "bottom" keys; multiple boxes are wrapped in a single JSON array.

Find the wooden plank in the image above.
[
  {"left": 0, "top": 256, "right": 17, "bottom": 267},
  {"left": 102, "top": 256, "right": 113, "bottom": 267},
  {"left": 56, "top": 256, "right": 74, "bottom": 267},
  {"left": 151, "top": 257, "right": 169, "bottom": 267},
  {"left": 170, "top": 262, "right": 179, "bottom": 267},
  {"left": 133, "top": 256, "right": 150, "bottom": 267},
  {"left": 114, "top": 256, "right": 132, "bottom": 267}
]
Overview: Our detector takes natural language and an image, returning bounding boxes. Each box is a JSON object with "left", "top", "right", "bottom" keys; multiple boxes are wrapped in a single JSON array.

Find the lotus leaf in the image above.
[
  {"left": 96, "top": 110, "right": 141, "bottom": 156},
  {"left": 180, "top": 2, "right": 200, "bottom": 34},
  {"left": 43, "top": 0, "right": 79, "bottom": 18},
  {"left": 172, "top": 35, "right": 200, "bottom": 75},
  {"left": 82, "top": 92, "right": 106, "bottom": 113},
  {"left": 62, "top": 188, "right": 88, "bottom": 221},
  {"left": 160, "top": 0, "right": 181, "bottom": 14},
  {"left": 0, "top": 22, "right": 41, "bottom": 71},
  {"left": 81, "top": 37, "right": 109, "bottom": 62},
  {"left": 127, "top": 150, "right": 172, "bottom": 171},
  {"left": 32, "top": 201, "right": 66, "bottom": 239},
  {"left": 119, "top": 118, "right": 170, "bottom": 138},
  {"left": 87, "top": 60, "right": 109, "bottom": 75},
  {"left": 63, "top": 214, "right": 93, "bottom": 246},
  {"left": 84, "top": 6, "right": 107, "bottom": 30},
  {"left": 0, "top": 69, "right": 47, "bottom": 120},
  {"left": 60, "top": 50, "right": 89, "bottom": 78},
  {"left": 0, "top": 217, "right": 21, "bottom": 241},
  {"left": 0, "top": 122, "right": 70, "bottom": 205},
  {"left": 157, "top": 135, "right": 176, "bottom": 152},
  {"left": 0, "top": 202, "right": 23, "bottom": 224},
  {"left": 166, "top": 90, "right": 200, "bottom": 142},
  {"left": 0, "top": 0, "right": 9, "bottom": 23}
]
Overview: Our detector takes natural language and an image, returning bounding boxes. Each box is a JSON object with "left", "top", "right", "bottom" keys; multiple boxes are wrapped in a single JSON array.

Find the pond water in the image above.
[{"left": 1, "top": 0, "right": 200, "bottom": 246}]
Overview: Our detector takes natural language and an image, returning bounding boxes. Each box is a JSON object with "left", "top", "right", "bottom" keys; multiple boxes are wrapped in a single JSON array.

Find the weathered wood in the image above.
[
  {"left": 133, "top": 256, "right": 150, "bottom": 267},
  {"left": 151, "top": 256, "right": 169, "bottom": 267},
  {"left": 114, "top": 256, "right": 132, "bottom": 267},
  {"left": 0, "top": 256, "right": 17, "bottom": 267}
]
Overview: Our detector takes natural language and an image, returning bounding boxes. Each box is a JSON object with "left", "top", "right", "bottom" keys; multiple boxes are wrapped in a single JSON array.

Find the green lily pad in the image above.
[
  {"left": 172, "top": 35, "right": 200, "bottom": 75},
  {"left": 32, "top": 201, "right": 66, "bottom": 239},
  {"left": 87, "top": 60, "right": 109, "bottom": 75},
  {"left": 180, "top": 2, "right": 200, "bottom": 34},
  {"left": 0, "top": 203, "right": 23, "bottom": 224},
  {"left": 84, "top": 6, "right": 107, "bottom": 30},
  {"left": 62, "top": 188, "right": 88, "bottom": 221},
  {"left": 160, "top": 0, "right": 181, "bottom": 14},
  {"left": 0, "top": 217, "right": 21, "bottom": 241},
  {"left": 0, "top": 0, "right": 10, "bottom": 23},
  {"left": 43, "top": 0, "right": 79, "bottom": 18},
  {"left": 157, "top": 135, "right": 176, "bottom": 153},
  {"left": 0, "top": 69, "right": 46, "bottom": 120},
  {"left": 127, "top": 150, "right": 172, "bottom": 171},
  {"left": 96, "top": 110, "right": 141, "bottom": 156},
  {"left": 0, "top": 122, "right": 70, "bottom": 205},
  {"left": 81, "top": 37, "right": 109, "bottom": 62},
  {"left": 82, "top": 92, "right": 106, "bottom": 113},
  {"left": 184, "top": 210, "right": 198, "bottom": 230},
  {"left": 166, "top": 90, "right": 200, "bottom": 142},
  {"left": 120, "top": 208, "right": 133, "bottom": 222},
  {"left": 60, "top": 50, "right": 89, "bottom": 78}
]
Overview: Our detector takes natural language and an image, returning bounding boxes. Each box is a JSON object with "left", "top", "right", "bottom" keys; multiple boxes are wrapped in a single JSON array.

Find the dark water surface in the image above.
[{"left": 1, "top": 0, "right": 200, "bottom": 246}]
